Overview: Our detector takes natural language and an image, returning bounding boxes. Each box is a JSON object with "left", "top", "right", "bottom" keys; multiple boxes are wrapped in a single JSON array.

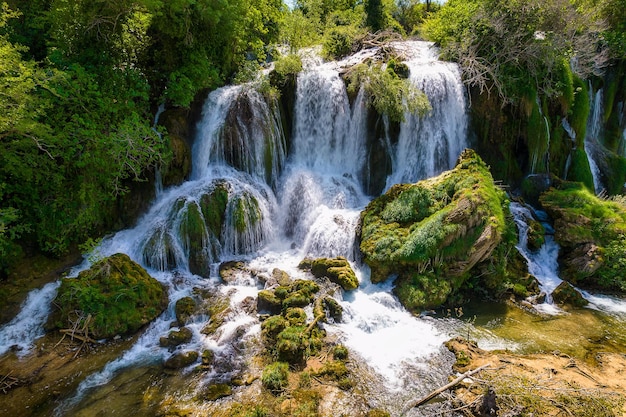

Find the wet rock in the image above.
[
  {"left": 164, "top": 350, "right": 199, "bottom": 369},
  {"left": 202, "top": 383, "right": 232, "bottom": 401},
  {"left": 258, "top": 290, "right": 282, "bottom": 314},
  {"left": 175, "top": 296, "right": 196, "bottom": 325},
  {"left": 160, "top": 327, "right": 193, "bottom": 347},
  {"left": 301, "top": 257, "right": 359, "bottom": 291},
  {"left": 272, "top": 268, "right": 292, "bottom": 286},
  {"left": 219, "top": 260, "right": 250, "bottom": 284},
  {"left": 201, "top": 349, "right": 215, "bottom": 367},
  {"left": 551, "top": 281, "right": 589, "bottom": 308},
  {"left": 240, "top": 296, "right": 257, "bottom": 315}
]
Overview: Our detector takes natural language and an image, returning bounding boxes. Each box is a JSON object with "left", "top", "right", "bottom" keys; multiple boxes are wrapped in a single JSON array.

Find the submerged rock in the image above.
[
  {"left": 50, "top": 253, "right": 167, "bottom": 339},
  {"left": 540, "top": 181, "right": 626, "bottom": 293},
  {"left": 359, "top": 149, "right": 520, "bottom": 310},
  {"left": 164, "top": 350, "right": 199, "bottom": 369}
]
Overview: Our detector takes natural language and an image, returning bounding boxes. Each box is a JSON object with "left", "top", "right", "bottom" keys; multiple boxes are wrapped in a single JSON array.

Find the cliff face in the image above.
[{"left": 359, "top": 149, "right": 528, "bottom": 310}]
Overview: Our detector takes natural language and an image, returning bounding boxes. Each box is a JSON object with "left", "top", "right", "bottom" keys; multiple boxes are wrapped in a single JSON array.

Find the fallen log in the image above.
[{"left": 400, "top": 364, "right": 491, "bottom": 415}]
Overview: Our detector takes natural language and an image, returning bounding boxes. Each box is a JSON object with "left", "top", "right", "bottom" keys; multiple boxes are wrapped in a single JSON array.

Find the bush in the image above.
[{"left": 262, "top": 362, "right": 289, "bottom": 393}]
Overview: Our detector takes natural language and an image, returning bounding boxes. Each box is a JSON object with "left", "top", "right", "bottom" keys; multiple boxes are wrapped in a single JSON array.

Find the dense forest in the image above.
[{"left": 1, "top": 0, "right": 625, "bottom": 276}]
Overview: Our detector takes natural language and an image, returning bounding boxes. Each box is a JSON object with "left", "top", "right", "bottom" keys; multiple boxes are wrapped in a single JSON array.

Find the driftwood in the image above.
[
  {"left": 0, "top": 371, "right": 21, "bottom": 394},
  {"left": 400, "top": 364, "right": 491, "bottom": 415},
  {"left": 54, "top": 313, "right": 97, "bottom": 357}
]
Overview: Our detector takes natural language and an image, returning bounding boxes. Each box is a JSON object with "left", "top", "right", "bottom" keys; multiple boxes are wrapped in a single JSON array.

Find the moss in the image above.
[
  {"left": 258, "top": 290, "right": 282, "bottom": 314},
  {"left": 175, "top": 296, "right": 196, "bottom": 325},
  {"left": 284, "top": 307, "right": 307, "bottom": 326},
  {"left": 570, "top": 76, "right": 590, "bottom": 147},
  {"left": 332, "top": 344, "right": 349, "bottom": 360},
  {"left": 367, "top": 410, "right": 391, "bottom": 417},
  {"left": 540, "top": 182, "right": 626, "bottom": 292},
  {"left": 261, "top": 315, "right": 288, "bottom": 342},
  {"left": 306, "top": 257, "right": 359, "bottom": 291},
  {"left": 52, "top": 253, "right": 167, "bottom": 339},
  {"left": 360, "top": 149, "right": 509, "bottom": 310},
  {"left": 200, "top": 183, "right": 229, "bottom": 238},
  {"left": 261, "top": 362, "right": 289, "bottom": 394},
  {"left": 567, "top": 147, "right": 595, "bottom": 192},
  {"left": 231, "top": 192, "right": 261, "bottom": 233},
  {"left": 203, "top": 383, "right": 232, "bottom": 401}
]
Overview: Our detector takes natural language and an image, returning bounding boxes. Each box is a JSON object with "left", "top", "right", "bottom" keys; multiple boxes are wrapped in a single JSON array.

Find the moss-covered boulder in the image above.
[
  {"left": 540, "top": 181, "right": 626, "bottom": 292},
  {"left": 164, "top": 350, "right": 199, "bottom": 369},
  {"left": 51, "top": 253, "right": 167, "bottom": 339},
  {"left": 551, "top": 281, "right": 589, "bottom": 308},
  {"left": 175, "top": 296, "right": 196, "bottom": 325},
  {"left": 360, "top": 149, "right": 518, "bottom": 310},
  {"left": 299, "top": 257, "right": 359, "bottom": 291},
  {"left": 159, "top": 327, "right": 193, "bottom": 347}
]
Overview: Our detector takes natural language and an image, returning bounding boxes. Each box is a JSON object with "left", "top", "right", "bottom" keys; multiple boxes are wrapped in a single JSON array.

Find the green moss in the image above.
[
  {"left": 360, "top": 149, "right": 509, "bottom": 310},
  {"left": 567, "top": 147, "right": 595, "bottom": 192},
  {"left": 261, "top": 362, "right": 289, "bottom": 394},
  {"left": 332, "top": 344, "right": 349, "bottom": 360},
  {"left": 175, "top": 296, "right": 196, "bottom": 325},
  {"left": 52, "top": 253, "right": 166, "bottom": 339},
  {"left": 261, "top": 315, "right": 288, "bottom": 342},
  {"left": 541, "top": 182, "right": 626, "bottom": 292},
  {"left": 200, "top": 183, "right": 229, "bottom": 238},
  {"left": 307, "top": 257, "right": 358, "bottom": 291},
  {"left": 284, "top": 307, "right": 307, "bottom": 326},
  {"left": 570, "top": 76, "right": 590, "bottom": 146},
  {"left": 231, "top": 192, "right": 261, "bottom": 233},
  {"left": 203, "top": 383, "right": 232, "bottom": 401}
]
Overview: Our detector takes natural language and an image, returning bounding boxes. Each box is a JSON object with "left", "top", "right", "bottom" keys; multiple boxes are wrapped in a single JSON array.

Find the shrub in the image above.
[{"left": 262, "top": 362, "right": 289, "bottom": 393}]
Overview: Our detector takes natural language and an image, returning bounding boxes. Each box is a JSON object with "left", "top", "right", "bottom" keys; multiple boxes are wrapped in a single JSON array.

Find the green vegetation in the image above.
[
  {"left": 261, "top": 361, "right": 289, "bottom": 393},
  {"left": 360, "top": 149, "right": 528, "bottom": 310},
  {"left": 346, "top": 63, "right": 431, "bottom": 123},
  {"left": 51, "top": 253, "right": 167, "bottom": 339},
  {"left": 299, "top": 256, "right": 359, "bottom": 291},
  {"left": 540, "top": 182, "right": 626, "bottom": 292}
]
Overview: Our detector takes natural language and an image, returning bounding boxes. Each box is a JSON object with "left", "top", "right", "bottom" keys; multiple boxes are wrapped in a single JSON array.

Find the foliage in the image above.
[
  {"left": 346, "top": 63, "right": 431, "bottom": 123},
  {"left": 421, "top": 0, "right": 608, "bottom": 104},
  {"left": 274, "top": 54, "right": 303, "bottom": 76},
  {"left": 261, "top": 361, "right": 289, "bottom": 393}
]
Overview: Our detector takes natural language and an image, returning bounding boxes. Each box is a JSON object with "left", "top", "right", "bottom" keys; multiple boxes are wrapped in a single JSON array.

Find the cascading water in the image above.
[
  {"left": 3, "top": 41, "right": 482, "bottom": 415},
  {"left": 385, "top": 41, "right": 468, "bottom": 188},
  {"left": 586, "top": 86, "right": 605, "bottom": 193},
  {"left": 511, "top": 202, "right": 626, "bottom": 316}
]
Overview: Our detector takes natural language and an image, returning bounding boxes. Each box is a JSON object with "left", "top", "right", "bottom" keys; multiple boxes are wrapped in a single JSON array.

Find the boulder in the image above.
[
  {"left": 551, "top": 281, "right": 589, "bottom": 308},
  {"left": 300, "top": 257, "right": 358, "bottom": 291},
  {"left": 219, "top": 260, "right": 250, "bottom": 284},
  {"left": 540, "top": 181, "right": 626, "bottom": 293},
  {"left": 359, "top": 149, "right": 516, "bottom": 310},
  {"left": 159, "top": 327, "right": 193, "bottom": 347},
  {"left": 50, "top": 253, "right": 167, "bottom": 339},
  {"left": 175, "top": 296, "right": 196, "bottom": 325},
  {"left": 164, "top": 350, "right": 199, "bottom": 369}
]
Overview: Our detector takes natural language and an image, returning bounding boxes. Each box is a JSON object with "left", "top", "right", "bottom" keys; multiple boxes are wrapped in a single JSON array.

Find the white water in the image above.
[
  {"left": 385, "top": 41, "right": 468, "bottom": 188},
  {"left": 585, "top": 87, "right": 605, "bottom": 194},
  {"left": 3, "top": 42, "right": 479, "bottom": 413},
  {"left": 0, "top": 281, "right": 60, "bottom": 356},
  {"left": 510, "top": 202, "right": 626, "bottom": 316}
]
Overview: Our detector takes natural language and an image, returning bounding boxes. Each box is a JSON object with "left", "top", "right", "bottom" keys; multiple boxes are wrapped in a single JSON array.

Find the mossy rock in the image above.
[
  {"left": 526, "top": 218, "right": 546, "bottom": 251},
  {"left": 202, "top": 383, "right": 232, "bottom": 401},
  {"left": 551, "top": 281, "right": 589, "bottom": 308},
  {"left": 51, "top": 253, "right": 167, "bottom": 339},
  {"left": 360, "top": 149, "right": 510, "bottom": 310},
  {"left": 164, "top": 350, "right": 199, "bottom": 369},
  {"left": 160, "top": 327, "right": 193, "bottom": 347},
  {"left": 304, "top": 257, "right": 359, "bottom": 291},
  {"left": 219, "top": 260, "right": 249, "bottom": 284},
  {"left": 540, "top": 181, "right": 626, "bottom": 293},
  {"left": 258, "top": 290, "right": 282, "bottom": 314},
  {"left": 175, "top": 296, "right": 196, "bottom": 325},
  {"left": 262, "top": 361, "right": 289, "bottom": 394}
]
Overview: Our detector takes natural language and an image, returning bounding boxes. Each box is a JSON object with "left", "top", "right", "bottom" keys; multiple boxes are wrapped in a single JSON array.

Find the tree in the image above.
[{"left": 365, "top": 0, "right": 384, "bottom": 31}]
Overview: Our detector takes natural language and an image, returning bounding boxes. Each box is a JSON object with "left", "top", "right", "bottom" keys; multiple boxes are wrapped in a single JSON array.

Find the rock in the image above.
[
  {"left": 202, "top": 383, "right": 232, "bottom": 401},
  {"left": 551, "top": 281, "right": 589, "bottom": 308},
  {"left": 201, "top": 349, "right": 215, "bottom": 366},
  {"left": 304, "top": 257, "right": 359, "bottom": 291},
  {"left": 219, "top": 260, "right": 249, "bottom": 284},
  {"left": 159, "top": 108, "right": 192, "bottom": 187},
  {"left": 540, "top": 181, "right": 626, "bottom": 293},
  {"left": 175, "top": 296, "right": 196, "bottom": 325},
  {"left": 50, "top": 253, "right": 167, "bottom": 340},
  {"left": 257, "top": 290, "right": 282, "bottom": 314},
  {"left": 160, "top": 327, "right": 193, "bottom": 347},
  {"left": 360, "top": 149, "right": 512, "bottom": 310},
  {"left": 164, "top": 350, "right": 199, "bottom": 369},
  {"left": 474, "top": 386, "right": 498, "bottom": 416},
  {"left": 272, "top": 268, "right": 292, "bottom": 286}
]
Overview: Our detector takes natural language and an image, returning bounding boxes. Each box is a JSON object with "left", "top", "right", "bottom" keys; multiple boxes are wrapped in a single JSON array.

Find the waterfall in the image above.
[
  {"left": 0, "top": 281, "right": 60, "bottom": 356},
  {"left": 385, "top": 41, "right": 468, "bottom": 188},
  {"left": 586, "top": 86, "right": 605, "bottom": 193},
  {"left": 3, "top": 41, "right": 491, "bottom": 414}
]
